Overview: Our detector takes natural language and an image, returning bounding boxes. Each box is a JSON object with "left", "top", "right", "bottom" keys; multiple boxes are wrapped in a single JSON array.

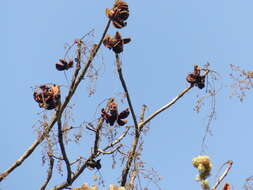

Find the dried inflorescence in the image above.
[
  {"left": 106, "top": 0, "right": 129, "bottom": 29},
  {"left": 55, "top": 59, "right": 74, "bottom": 71},
  {"left": 86, "top": 159, "right": 101, "bottom": 170},
  {"left": 192, "top": 155, "right": 212, "bottom": 181},
  {"left": 103, "top": 32, "right": 131, "bottom": 54},
  {"left": 72, "top": 184, "right": 98, "bottom": 190},
  {"left": 222, "top": 183, "right": 231, "bottom": 190},
  {"left": 33, "top": 84, "right": 60, "bottom": 110},
  {"left": 109, "top": 185, "right": 126, "bottom": 190},
  {"left": 186, "top": 65, "right": 206, "bottom": 89},
  {"left": 101, "top": 100, "right": 130, "bottom": 126}
]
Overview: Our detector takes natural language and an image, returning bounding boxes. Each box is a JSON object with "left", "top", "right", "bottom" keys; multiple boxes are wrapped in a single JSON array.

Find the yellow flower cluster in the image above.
[{"left": 192, "top": 155, "right": 212, "bottom": 181}]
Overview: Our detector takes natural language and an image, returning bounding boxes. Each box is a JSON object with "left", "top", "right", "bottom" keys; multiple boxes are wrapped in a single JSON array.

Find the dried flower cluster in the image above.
[
  {"left": 72, "top": 184, "right": 98, "bottom": 190},
  {"left": 186, "top": 65, "right": 206, "bottom": 89},
  {"left": 109, "top": 185, "right": 126, "bottom": 190},
  {"left": 222, "top": 183, "right": 231, "bottom": 190},
  {"left": 103, "top": 32, "right": 131, "bottom": 54},
  {"left": 33, "top": 84, "right": 60, "bottom": 110},
  {"left": 106, "top": 0, "right": 129, "bottom": 29},
  {"left": 101, "top": 100, "right": 129, "bottom": 126},
  {"left": 86, "top": 159, "right": 101, "bottom": 170},
  {"left": 192, "top": 155, "right": 212, "bottom": 181},
  {"left": 55, "top": 59, "right": 74, "bottom": 71}
]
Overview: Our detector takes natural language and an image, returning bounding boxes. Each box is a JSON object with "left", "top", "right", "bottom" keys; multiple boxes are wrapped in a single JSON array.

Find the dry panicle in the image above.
[
  {"left": 106, "top": 0, "right": 129, "bottom": 29},
  {"left": 103, "top": 32, "right": 131, "bottom": 54}
]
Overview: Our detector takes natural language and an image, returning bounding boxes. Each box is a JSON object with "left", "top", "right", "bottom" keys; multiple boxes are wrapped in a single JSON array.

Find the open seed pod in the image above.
[
  {"left": 106, "top": 0, "right": 129, "bottom": 29},
  {"left": 103, "top": 32, "right": 131, "bottom": 54},
  {"left": 186, "top": 65, "right": 206, "bottom": 89},
  {"left": 33, "top": 84, "right": 60, "bottom": 110}
]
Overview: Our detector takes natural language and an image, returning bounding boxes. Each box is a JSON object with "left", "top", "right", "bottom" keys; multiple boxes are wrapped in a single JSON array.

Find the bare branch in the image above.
[
  {"left": 139, "top": 70, "right": 210, "bottom": 130},
  {"left": 99, "top": 126, "right": 131, "bottom": 155},
  {"left": 212, "top": 160, "right": 233, "bottom": 190},
  {"left": 115, "top": 54, "right": 138, "bottom": 132},
  {"left": 40, "top": 156, "right": 55, "bottom": 190},
  {"left": 70, "top": 157, "right": 84, "bottom": 166},
  {"left": 57, "top": 103, "right": 72, "bottom": 184},
  {"left": 98, "top": 144, "right": 123, "bottom": 155}
]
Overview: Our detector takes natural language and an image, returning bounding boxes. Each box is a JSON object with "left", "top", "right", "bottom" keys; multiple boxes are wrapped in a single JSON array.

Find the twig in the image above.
[
  {"left": 139, "top": 104, "right": 147, "bottom": 122},
  {"left": 98, "top": 126, "right": 131, "bottom": 155},
  {"left": 40, "top": 156, "right": 55, "bottom": 190},
  {"left": 98, "top": 144, "right": 123, "bottom": 155},
  {"left": 212, "top": 160, "right": 233, "bottom": 190},
  {"left": 115, "top": 54, "right": 138, "bottom": 132},
  {"left": 86, "top": 126, "right": 96, "bottom": 132},
  {"left": 139, "top": 70, "right": 210, "bottom": 130},
  {"left": 57, "top": 104, "right": 72, "bottom": 184},
  {"left": 70, "top": 157, "right": 83, "bottom": 166}
]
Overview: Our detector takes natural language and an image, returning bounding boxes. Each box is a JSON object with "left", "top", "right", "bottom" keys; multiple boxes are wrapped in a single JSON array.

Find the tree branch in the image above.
[
  {"left": 115, "top": 54, "right": 138, "bottom": 132},
  {"left": 98, "top": 126, "right": 131, "bottom": 155},
  {"left": 212, "top": 160, "right": 233, "bottom": 190},
  {"left": 40, "top": 156, "right": 54, "bottom": 190},
  {"left": 57, "top": 103, "right": 72, "bottom": 184},
  {"left": 98, "top": 144, "right": 123, "bottom": 155},
  {"left": 139, "top": 69, "right": 210, "bottom": 130}
]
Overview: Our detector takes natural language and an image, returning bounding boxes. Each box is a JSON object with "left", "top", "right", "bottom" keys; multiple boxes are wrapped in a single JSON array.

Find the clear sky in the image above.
[{"left": 2, "top": 0, "right": 253, "bottom": 189}]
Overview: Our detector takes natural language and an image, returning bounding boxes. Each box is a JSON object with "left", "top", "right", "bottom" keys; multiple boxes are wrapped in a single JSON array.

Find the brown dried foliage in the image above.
[
  {"left": 186, "top": 65, "right": 206, "bottom": 89},
  {"left": 101, "top": 99, "right": 130, "bottom": 126},
  {"left": 103, "top": 32, "right": 131, "bottom": 54},
  {"left": 33, "top": 84, "right": 60, "bottom": 110},
  {"left": 55, "top": 59, "right": 74, "bottom": 71},
  {"left": 106, "top": 0, "right": 129, "bottom": 29}
]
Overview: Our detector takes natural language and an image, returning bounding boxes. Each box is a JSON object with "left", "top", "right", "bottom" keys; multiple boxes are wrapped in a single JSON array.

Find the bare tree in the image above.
[{"left": 1, "top": 1, "right": 239, "bottom": 190}]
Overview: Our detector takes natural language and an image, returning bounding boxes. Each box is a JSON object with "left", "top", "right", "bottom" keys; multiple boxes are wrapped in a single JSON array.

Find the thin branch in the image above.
[
  {"left": 98, "top": 126, "right": 131, "bottom": 155},
  {"left": 98, "top": 144, "right": 123, "bottom": 155},
  {"left": 57, "top": 104, "right": 72, "bottom": 184},
  {"left": 40, "top": 156, "right": 55, "bottom": 190},
  {"left": 0, "top": 114, "right": 57, "bottom": 182},
  {"left": 0, "top": 20, "right": 111, "bottom": 182},
  {"left": 86, "top": 126, "right": 96, "bottom": 132},
  {"left": 139, "top": 70, "right": 210, "bottom": 130},
  {"left": 70, "top": 157, "right": 84, "bottom": 166},
  {"left": 115, "top": 54, "right": 139, "bottom": 132},
  {"left": 139, "top": 104, "right": 147, "bottom": 122},
  {"left": 212, "top": 160, "right": 233, "bottom": 190}
]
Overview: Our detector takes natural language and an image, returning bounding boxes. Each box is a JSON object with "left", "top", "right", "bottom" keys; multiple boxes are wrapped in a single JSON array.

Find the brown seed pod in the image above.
[
  {"left": 186, "top": 65, "right": 206, "bottom": 89},
  {"left": 55, "top": 59, "right": 74, "bottom": 71},
  {"left": 106, "top": 0, "right": 129, "bottom": 29},
  {"left": 33, "top": 84, "right": 60, "bottom": 110},
  {"left": 103, "top": 32, "right": 131, "bottom": 54}
]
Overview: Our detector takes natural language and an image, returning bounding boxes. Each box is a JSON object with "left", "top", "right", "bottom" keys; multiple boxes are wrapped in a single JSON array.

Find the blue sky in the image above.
[{"left": 2, "top": 0, "right": 253, "bottom": 189}]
